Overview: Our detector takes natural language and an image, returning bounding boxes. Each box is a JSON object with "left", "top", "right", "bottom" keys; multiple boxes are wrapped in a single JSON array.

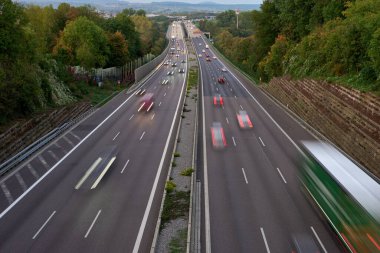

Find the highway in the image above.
[
  {"left": 186, "top": 23, "right": 345, "bottom": 253},
  {"left": 0, "top": 22, "right": 187, "bottom": 252}
]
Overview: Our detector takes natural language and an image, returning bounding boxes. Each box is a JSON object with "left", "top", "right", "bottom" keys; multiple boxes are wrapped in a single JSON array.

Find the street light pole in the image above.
[{"left": 236, "top": 9, "right": 240, "bottom": 30}]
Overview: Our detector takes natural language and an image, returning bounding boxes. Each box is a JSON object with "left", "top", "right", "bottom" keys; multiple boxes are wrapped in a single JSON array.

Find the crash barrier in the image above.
[{"left": 0, "top": 103, "right": 94, "bottom": 177}]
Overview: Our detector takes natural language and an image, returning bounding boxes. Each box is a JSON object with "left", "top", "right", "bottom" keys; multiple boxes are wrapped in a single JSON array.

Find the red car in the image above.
[
  {"left": 217, "top": 77, "right": 225, "bottom": 84},
  {"left": 211, "top": 122, "right": 227, "bottom": 149},
  {"left": 237, "top": 110, "right": 253, "bottom": 129},
  {"left": 138, "top": 93, "right": 154, "bottom": 112},
  {"left": 213, "top": 95, "right": 224, "bottom": 106}
]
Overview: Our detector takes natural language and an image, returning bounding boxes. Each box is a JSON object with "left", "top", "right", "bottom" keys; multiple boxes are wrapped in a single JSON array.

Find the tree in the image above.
[
  {"left": 131, "top": 15, "right": 153, "bottom": 55},
  {"left": 104, "top": 11, "right": 142, "bottom": 58},
  {"left": 107, "top": 31, "right": 129, "bottom": 67},
  {"left": 54, "top": 16, "right": 109, "bottom": 69}
]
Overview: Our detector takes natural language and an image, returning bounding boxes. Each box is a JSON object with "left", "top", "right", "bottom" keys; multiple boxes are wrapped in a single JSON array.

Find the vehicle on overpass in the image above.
[
  {"left": 217, "top": 77, "right": 225, "bottom": 84},
  {"left": 213, "top": 95, "right": 224, "bottom": 106},
  {"left": 211, "top": 122, "right": 227, "bottom": 149},
  {"left": 138, "top": 93, "right": 154, "bottom": 112},
  {"left": 300, "top": 141, "right": 380, "bottom": 253},
  {"left": 236, "top": 111, "right": 253, "bottom": 129}
]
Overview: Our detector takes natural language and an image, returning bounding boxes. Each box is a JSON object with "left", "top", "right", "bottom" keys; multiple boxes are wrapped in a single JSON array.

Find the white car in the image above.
[
  {"left": 221, "top": 68, "right": 227, "bottom": 72},
  {"left": 202, "top": 49, "right": 205, "bottom": 53},
  {"left": 212, "top": 56, "right": 217, "bottom": 59},
  {"left": 199, "top": 43, "right": 202, "bottom": 46},
  {"left": 198, "top": 54, "right": 202, "bottom": 57}
]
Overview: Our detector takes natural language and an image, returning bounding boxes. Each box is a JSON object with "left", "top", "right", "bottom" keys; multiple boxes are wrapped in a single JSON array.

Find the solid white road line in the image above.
[
  {"left": 311, "top": 226, "right": 328, "bottom": 253},
  {"left": 121, "top": 160, "right": 130, "bottom": 174},
  {"left": 129, "top": 114, "right": 135, "bottom": 121},
  {"left": 276, "top": 168, "right": 287, "bottom": 184},
  {"left": 32, "top": 211, "right": 56, "bottom": 239},
  {"left": 164, "top": 92, "right": 166, "bottom": 97},
  {"left": 132, "top": 48, "right": 187, "bottom": 253},
  {"left": 232, "top": 137, "right": 237, "bottom": 147},
  {"left": 84, "top": 210, "right": 102, "bottom": 238},
  {"left": 48, "top": 150, "right": 59, "bottom": 162},
  {"left": 91, "top": 157, "right": 116, "bottom": 189},
  {"left": 75, "top": 158, "right": 102, "bottom": 190},
  {"left": 1, "top": 183, "right": 13, "bottom": 204},
  {"left": 260, "top": 227, "right": 271, "bottom": 253},
  {"left": 241, "top": 168, "right": 248, "bottom": 184},
  {"left": 139, "top": 132, "right": 145, "bottom": 141},
  {"left": 38, "top": 156, "right": 50, "bottom": 170},
  {"left": 15, "top": 172, "right": 27, "bottom": 192},
  {"left": 63, "top": 136, "right": 74, "bottom": 147},
  {"left": 113, "top": 132, "right": 120, "bottom": 141},
  {"left": 138, "top": 103, "right": 145, "bottom": 112},
  {"left": 151, "top": 113, "right": 155, "bottom": 120},
  {"left": 27, "top": 164, "right": 39, "bottom": 180},
  {"left": 259, "top": 137, "right": 266, "bottom": 147},
  {"left": 226, "top": 117, "right": 229, "bottom": 124}
]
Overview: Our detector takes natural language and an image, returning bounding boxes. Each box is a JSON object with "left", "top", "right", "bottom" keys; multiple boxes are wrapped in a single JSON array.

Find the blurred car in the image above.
[
  {"left": 167, "top": 71, "right": 174, "bottom": 76},
  {"left": 171, "top": 62, "right": 177, "bottom": 67},
  {"left": 179, "top": 68, "right": 185, "bottom": 73},
  {"left": 221, "top": 68, "right": 227, "bottom": 72},
  {"left": 138, "top": 93, "right": 154, "bottom": 112},
  {"left": 211, "top": 122, "right": 227, "bottom": 149},
  {"left": 213, "top": 95, "right": 224, "bottom": 106},
  {"left": 164, "top": 61, "right": 169, "bottom": 65},
  {"left": 135, "top": 89, "right": 146, "bottom": 96},
  {"left": 199, "top": 43, "right": 202, "bottom": 46},
  {"left": 217, "top": 77, "right": 225, "bottom": 84},
  {"left": 176, "top": 54, "right": 180, "bottom": 57},
  {"left": 236, "top": 110, "right": 253, "bottom": 129},
  {"left": 198, "top": 54, "right": 202, "bottom": 57},
  {"left": 206, "top": 57, "right": 211, "bottom": 62},
  {"left": 291, "top": 234, "right": 320, "bottom": 253},
  {"left": 161, "top": 79, "right": 169, "bottom": 85},
  {"left": 202, "top": 49, "right": 206, "bottom": 53},
  {"left": 181, "top": 59, "right": 186, "bottom": 63},
  {"left": 212, "top": 56, "right": 217, "bottom": 59}
]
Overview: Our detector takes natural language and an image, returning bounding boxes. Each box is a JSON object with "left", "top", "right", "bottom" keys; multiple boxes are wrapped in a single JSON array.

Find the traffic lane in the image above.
[
  {"left": 0, "top": 100, "right": 145, "bottom": 251},
  {"left": 0, "top": 67, "right": 184, "bottom": 253},
  {"left": 204, "top": 98, "right": 320, "bottom": 253},
  {"left": 203, "top": 98, "right": 293, "bottom": 252},
  {"left": 204, "top": 62, "right": 344, "bottom": 251},
  {"left": 231, "top": 96, "right": 344, "bottom": 252}
]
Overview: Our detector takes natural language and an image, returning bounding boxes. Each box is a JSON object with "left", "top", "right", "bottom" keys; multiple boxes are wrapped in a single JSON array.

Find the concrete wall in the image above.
[{"left": 134, "top": 26, "right": 172, "bottom": 84}]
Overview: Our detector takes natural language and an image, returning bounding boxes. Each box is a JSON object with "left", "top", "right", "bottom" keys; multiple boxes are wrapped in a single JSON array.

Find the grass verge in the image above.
[{"left": 161, "top": 190, "right": 190, "bottom": 230}]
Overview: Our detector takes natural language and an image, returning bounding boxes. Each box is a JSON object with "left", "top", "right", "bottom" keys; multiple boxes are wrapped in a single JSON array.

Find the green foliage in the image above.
[
  {"left": 165, "top": 180, "right": 177, "bottom": 193},
  {"left": 174, "top": 152, "right": 181, "bottom": 157},
  {"left": 161, "top": 190, "right": 190, "bottom": 229},
  {"left": 169, "top": 229, "right": 187, "bottom": 253},
  {"left": 55, "top": 16, "right": 109, "bottom": 69},
  {"left": 180, "top": 168, "right": 194, "bottom": 177}
]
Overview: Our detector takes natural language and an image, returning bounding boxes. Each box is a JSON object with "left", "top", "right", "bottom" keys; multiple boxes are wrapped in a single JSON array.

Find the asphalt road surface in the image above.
[
  {"left": 0, "top": 22, "right": 187, "bottom": 253},
  {"left": 186, "top": 22, "right": 345, "bottom": 253}
]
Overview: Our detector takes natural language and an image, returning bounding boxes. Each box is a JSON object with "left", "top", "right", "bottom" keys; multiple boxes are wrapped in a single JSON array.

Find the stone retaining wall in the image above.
[{"left": 264, "top": 77, "right": 380, "bottom": 178}]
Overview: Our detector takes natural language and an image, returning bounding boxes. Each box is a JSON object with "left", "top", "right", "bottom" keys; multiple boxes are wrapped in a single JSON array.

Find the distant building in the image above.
[{"left": 205, "top": 16, "right": 216, "bottom": 20}]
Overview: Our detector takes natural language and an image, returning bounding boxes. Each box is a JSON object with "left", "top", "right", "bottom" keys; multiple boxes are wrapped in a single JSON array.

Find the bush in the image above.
[
  {"left": 174, "top": 152, "right": 181, "bottom": 157},
  {"left": 181, "top": 168, "right": 194, "bottom": 176},
  {"left": 165, "top": 180, "right": 177, "bottom": 193}
]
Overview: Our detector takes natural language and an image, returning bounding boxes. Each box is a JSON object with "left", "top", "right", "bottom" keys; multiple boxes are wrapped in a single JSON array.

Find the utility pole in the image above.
[{"left": 236, "top": 9, "right": 240, "bottom": 30}]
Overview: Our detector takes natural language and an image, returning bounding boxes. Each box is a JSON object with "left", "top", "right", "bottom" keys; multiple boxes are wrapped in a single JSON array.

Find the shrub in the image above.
[
  {"left": 181, "top": 168, "right": 194, "bottom": 176},
  {"left": 165, "top": 180, "right": 177, "bottom": 193}
]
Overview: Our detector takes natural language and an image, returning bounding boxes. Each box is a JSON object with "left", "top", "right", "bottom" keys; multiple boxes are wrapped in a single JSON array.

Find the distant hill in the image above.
[{"left": 19, "top": 0, "right": 260, "bottom": 14}]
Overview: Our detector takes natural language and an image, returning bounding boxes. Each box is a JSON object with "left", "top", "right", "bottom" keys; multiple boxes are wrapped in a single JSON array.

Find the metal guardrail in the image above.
[{"left": 0, "top": 107, "right": 95, "bottom": 177}]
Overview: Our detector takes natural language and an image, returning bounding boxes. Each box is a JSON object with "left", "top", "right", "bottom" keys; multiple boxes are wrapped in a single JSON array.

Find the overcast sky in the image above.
[{"left": 125, "top": 0, "right": 263, "bottom": 4}]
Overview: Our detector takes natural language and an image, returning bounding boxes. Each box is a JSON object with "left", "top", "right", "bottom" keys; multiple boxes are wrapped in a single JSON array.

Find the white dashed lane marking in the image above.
[
  {"left": 1, "top": 183, "right": 13, "bottom": 204},
  {"left": 38, "top": 156, "right": 50, "bottom": 170},
  {"left": 15, "top": 172, "right": 28, "bottom": 192},
  {"left": 63, "top": 136, "right": 74, "bottom": 147},
  {"left": 48, "top": 150, "right": 59, "bottom": 162},
  {"left": 27, "top": 164, "right": 39, "bottom": 180}
]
